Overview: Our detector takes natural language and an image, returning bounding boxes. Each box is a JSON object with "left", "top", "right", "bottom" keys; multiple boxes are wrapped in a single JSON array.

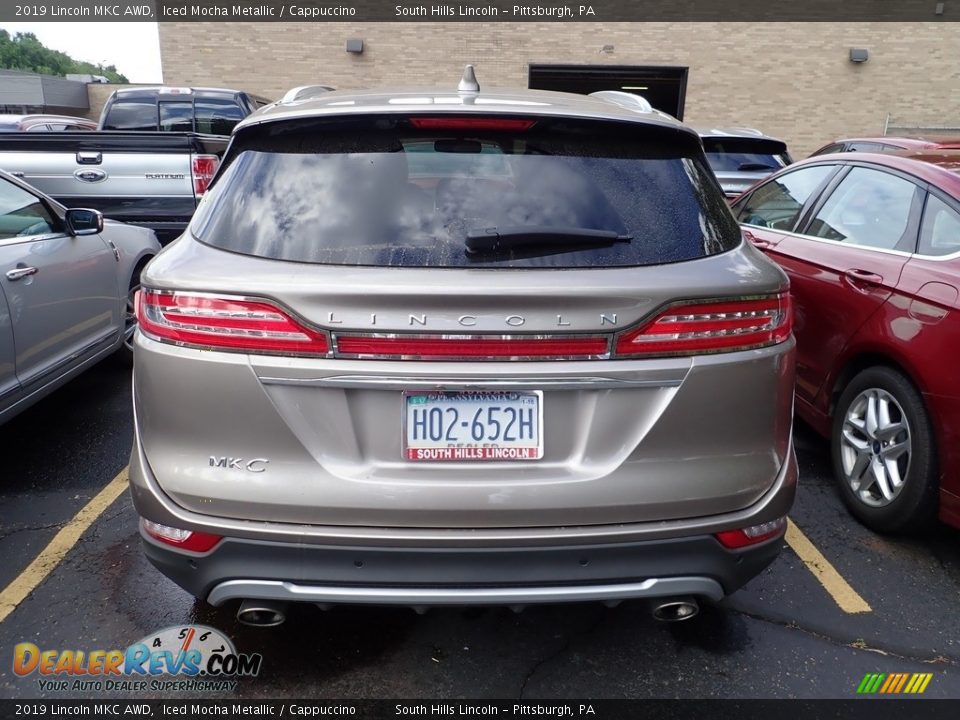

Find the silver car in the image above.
[
  {"left": 698, "top": 127, "right": 794, "bottom": 199},
  {"left": 0, "top": 170, "right": 159, "bottom": 425},
  {"left": 130, "top": 68, "right": 798, "bottom": 625}
]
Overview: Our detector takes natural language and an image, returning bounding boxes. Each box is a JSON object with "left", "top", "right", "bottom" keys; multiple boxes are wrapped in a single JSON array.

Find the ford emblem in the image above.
[{"left": 74, "top": 169, "right": 107, "bottom": 183}]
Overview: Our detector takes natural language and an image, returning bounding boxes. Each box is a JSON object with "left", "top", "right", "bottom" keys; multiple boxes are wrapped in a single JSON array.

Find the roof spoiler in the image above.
[{"left": 280, "top": 85, "right": 337, "bottom": 103}]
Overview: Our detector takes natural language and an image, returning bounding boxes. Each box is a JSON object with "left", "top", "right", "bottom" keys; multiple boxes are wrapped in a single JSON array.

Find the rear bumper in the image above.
[
  {"left": 131, "top": 426, "right": 797, "bottom": 605},
  {"left": 141, "top": 527, "right": 783, "bottom": 607}
]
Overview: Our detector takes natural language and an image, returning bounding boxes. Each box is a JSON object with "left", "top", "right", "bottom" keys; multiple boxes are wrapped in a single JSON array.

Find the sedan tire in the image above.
[
  {"left": 831, "top": 366, "right": 938, "bottom": 533},
  {"left": 116, "top": 260, "right": 148, "bottom": 366}
]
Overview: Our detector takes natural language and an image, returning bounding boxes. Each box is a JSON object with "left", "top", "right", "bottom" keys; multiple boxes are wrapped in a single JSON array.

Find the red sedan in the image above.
[
  {"left": 731, "top": 152, "right": 960, "bottom": 532},
  {"left": 809, "top": 136, "right": 960, "bottom": 157}
]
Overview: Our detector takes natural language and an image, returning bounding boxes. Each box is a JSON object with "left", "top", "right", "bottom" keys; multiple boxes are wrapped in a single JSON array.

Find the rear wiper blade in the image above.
[{"left": 466, "top": 226, "right": 632, "bottom": 254}]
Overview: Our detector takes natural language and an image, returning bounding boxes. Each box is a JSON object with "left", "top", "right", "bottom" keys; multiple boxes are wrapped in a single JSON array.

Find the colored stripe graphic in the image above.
[
  {"left": 857, "top": 672, "right": 932, "bottom": 694},
  {"left": 857, "top": 673, "right": 885, "bottom": 694},
  {"left": 907, "top": 673, "right": 933, "bottom": 694},
  {"left": 893, "top": 673, "right": 909, "bottom": 693},
  {"left": 879, "top": 674, "right": 896, "bottom": 693}
]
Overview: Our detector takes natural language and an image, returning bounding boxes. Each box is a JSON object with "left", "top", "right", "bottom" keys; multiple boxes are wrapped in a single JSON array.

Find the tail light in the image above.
[
  {"left": 408, "top": 117, "right": 536, "bottom": 131},
  {"left": 136, "top": 290, "right": 789, "bottom": 361},
  {"left": 142, "top": 519, "right": 222, "bottom": 553},
  {"left": 191, "top": 154, "right": 219, "bottom": 197},
  {"left": 136, "top": 289, "right": 329, "bottom": 355},
  {"left": 614, "top": 293, "right": 792, "bottom": 358},
  {"left": 715, "top": 517, "right": 787, "bottom": 549},
  {"left": 336, "top": 333, "right": 609, "bottom": 360}
]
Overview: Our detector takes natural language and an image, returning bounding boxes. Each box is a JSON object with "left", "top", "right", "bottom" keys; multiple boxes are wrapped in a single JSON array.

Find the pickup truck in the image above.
[
  {"left": 0, "top": 131, "right": 227, "bottom": 243},
  {"left": 98, "top": 86, "right": 272, "bottom": 135}
]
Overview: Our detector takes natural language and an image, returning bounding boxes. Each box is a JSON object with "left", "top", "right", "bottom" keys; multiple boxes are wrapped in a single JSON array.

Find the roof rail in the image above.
[
  {"left": 280, "top": 85, "right": 336, "bottom": 103},
  {"left": 713, "top": 127, "right": 766, "bottom": 137},
  {"left": 589, "top": 91, "right": 677, "bottom": 121},
  {"left": 589, "top": 90, "right": 654, "bottom": 112}
]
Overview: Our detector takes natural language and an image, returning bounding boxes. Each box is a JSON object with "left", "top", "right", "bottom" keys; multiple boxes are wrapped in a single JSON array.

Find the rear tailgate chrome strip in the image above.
[{"left": 256, "top": 375, "right": 683, "bottom": 390}]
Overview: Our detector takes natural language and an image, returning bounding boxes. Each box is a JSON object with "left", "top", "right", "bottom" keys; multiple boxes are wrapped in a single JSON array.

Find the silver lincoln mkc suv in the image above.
[{"left": 130, "top": 68, "right": 797, "bottom": 626}]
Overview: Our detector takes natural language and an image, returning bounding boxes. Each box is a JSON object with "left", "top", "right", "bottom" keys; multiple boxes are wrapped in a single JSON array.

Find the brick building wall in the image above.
[
  {"left": 83, "top": 82, "right": 135, "bottom": 121},
  {"left": 158, "top": 22, "right": 960, "bottom": 157}
]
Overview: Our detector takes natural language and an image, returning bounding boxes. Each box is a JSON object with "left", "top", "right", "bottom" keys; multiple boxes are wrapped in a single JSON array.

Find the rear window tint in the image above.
[
  {"left": 191, "top": 116, "right": 740, "bottom": 268},
  {"left": 920, "top": 194, "right": 960, "bottom": 257},
  {"left": 195, "top": 99, "right": 245, "bottom": 135},
  {"left": 102, "top": 101, "right": 157, "bottom": 131},
  {"left": 702, "top": 138, "right": 791, "bottom": 172},
  {"left": 159, "top": 101, "right": 193, "bottom": 132}
]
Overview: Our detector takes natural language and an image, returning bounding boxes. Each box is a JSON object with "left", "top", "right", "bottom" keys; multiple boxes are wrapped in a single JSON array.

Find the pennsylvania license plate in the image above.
[{"left": 403, "top": 391, "right": 543, "bottom": 461}]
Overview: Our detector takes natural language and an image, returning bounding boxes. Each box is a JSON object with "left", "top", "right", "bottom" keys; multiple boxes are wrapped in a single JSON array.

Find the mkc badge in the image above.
[{"left": 209, "top": 457, "right": 269, "bottom": 473}]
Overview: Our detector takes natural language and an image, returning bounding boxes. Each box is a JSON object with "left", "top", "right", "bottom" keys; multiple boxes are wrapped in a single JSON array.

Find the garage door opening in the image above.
[{"left": 528, "top": 65, "right": 688, "bottom": 120}]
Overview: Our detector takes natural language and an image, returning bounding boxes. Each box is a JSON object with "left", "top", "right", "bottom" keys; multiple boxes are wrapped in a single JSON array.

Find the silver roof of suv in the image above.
[{"left": 238, "top": 67, "right": 693, "bottom": 135}]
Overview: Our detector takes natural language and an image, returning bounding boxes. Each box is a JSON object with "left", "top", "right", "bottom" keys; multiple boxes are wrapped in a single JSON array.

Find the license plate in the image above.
[{"left": 403, "top": 391, "right": 543, "bottom": 462}]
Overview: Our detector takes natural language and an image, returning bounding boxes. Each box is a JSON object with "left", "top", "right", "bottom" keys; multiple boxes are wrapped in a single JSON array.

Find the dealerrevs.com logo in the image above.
[{"left": 13, "top": 625, "right": 262, "bottom": 693}]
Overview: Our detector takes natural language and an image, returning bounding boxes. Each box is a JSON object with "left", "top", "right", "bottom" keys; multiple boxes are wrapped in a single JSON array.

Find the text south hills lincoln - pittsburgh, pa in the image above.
[{"left": 395, "top": 5, "right": 596, "bottom": 18}]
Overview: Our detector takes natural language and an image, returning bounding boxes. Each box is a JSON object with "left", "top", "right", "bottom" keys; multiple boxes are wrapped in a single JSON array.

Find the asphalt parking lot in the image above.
[{"left": 1, "top": 362, "right": 958, "bottom": 700}]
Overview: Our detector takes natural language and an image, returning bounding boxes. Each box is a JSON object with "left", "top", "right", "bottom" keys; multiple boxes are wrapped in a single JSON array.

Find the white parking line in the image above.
[{"left": 0, "top": 467, "right": 128, "bottom": 624}]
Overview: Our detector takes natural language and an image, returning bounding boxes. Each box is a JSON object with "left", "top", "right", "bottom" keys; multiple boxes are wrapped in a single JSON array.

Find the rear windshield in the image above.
[
  {"left": 106, "top": 96, "right": 244, "bottom": 134},
  {"left": 195, "top": 99, "right": 245, "bottom": 135},
  {"left": 159, "top": 101, "right": 193, "bottom": 132},
  {"left": 102, "top": 101, "right": 157, "bottom": 131},
  {"left": 191, "top": 116, "right": 740, "bottom": 268},
  {"left": 702, "top": 138, "right": 792, "bottom": 173}
]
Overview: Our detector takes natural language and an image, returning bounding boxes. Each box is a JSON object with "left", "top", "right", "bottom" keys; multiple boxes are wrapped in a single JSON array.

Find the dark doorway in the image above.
[{"left": 528, "top": 65, "right": 688, "bottom": 119}]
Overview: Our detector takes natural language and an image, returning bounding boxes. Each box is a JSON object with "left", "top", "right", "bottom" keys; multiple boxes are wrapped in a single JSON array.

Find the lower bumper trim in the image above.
[{"left": 207, "top": 576, "right": 725, "bottom": 607}]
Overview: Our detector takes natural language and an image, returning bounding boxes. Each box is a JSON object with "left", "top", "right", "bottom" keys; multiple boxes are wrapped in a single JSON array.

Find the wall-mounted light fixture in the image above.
[
  {"left": 600, "top": 44, "right": 615, "bottom": 54},
  {"left": 849, "top": 48, "right": 869, "bottom": 63},
  {"left": 346, "top": 38, "right": 364, "bottom": 54}
]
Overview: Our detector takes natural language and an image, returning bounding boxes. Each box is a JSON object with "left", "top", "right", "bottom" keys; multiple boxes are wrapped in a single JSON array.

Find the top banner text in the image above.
[{"left": 3, "top": 0, "right": 960, "bottom": 23}]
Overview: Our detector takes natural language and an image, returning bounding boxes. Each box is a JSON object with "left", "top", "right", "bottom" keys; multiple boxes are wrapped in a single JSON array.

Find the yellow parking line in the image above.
[
  {"left": 785, "top": 518, "right": 872, "bottom": 614},
  {"left": 0, "top": 467, "right": 128, "bottom": 624}
]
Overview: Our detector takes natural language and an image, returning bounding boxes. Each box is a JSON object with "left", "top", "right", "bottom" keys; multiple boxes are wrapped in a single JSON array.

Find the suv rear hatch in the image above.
[
  {"left": 701, "top": 135, "right": 792, "bottom": 198},
  {"left": 136, "top": 111, "right": 794, "bottom": 528}
]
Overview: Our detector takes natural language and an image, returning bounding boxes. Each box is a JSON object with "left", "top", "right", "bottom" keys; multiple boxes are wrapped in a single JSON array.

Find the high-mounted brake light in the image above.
[
  {"left": 715, "top": 517, "right": 787, "bottom": 549},
  {"left": 336, "top": 334, "right": 608, "bottom": 360},
  {"left": 142, "top": 519, "right": 222, "bottom": 553},
  {"left": 191, "top": 154, "right": 219, "bottom": 197},
  {"left": 614, "top": 293, "right": 792, "bottom": 358},
  {"left": 408, "top": 117, "right": 536, "bottom": 131},
  {"left": 136, "top": 289, "right": 330, "bottom": 355}
]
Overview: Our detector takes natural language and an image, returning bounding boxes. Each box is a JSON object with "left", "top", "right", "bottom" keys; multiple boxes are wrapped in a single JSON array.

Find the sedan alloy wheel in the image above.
[{"left": 839, "top": 388, "right": 911, "bottom": 507}]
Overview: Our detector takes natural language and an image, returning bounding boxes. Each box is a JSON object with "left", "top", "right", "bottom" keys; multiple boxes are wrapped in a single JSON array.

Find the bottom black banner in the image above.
[{"left": 0, "top": 700, "right": 957, "bottom": 720}]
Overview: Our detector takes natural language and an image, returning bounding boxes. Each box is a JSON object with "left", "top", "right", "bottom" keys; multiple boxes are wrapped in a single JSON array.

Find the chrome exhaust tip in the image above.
[
  {"left": 651, "top": 597, "right": 699, "bottom": 622},
  {"left": 237, "top": 599, "right": 287, "bottom": 627}
]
